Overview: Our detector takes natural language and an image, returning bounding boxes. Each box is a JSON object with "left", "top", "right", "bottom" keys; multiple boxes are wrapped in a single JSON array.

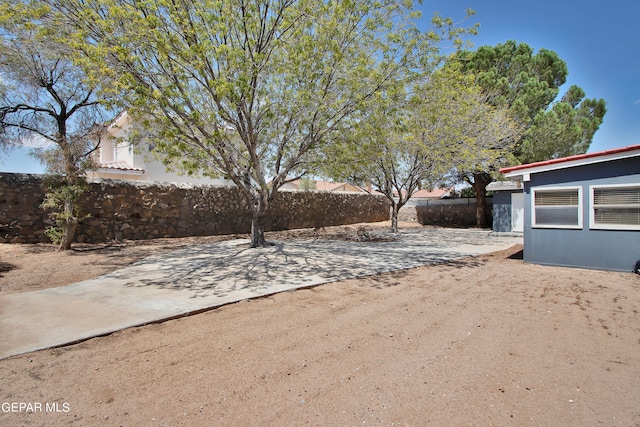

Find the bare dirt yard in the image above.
[{"left": 1, "top": 222, "right": 639, "bottom": 426}]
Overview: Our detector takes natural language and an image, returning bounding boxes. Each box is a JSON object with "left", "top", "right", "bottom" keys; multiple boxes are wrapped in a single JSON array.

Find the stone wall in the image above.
[
  {"left": 398, "top": 197, "right": 493, "bottom": 228},
  {"left": 0, "top": 173, "right": 389, "bottom": 244},
  {"left": 0, "top": 174, "right": 49, "bottom": 243}
]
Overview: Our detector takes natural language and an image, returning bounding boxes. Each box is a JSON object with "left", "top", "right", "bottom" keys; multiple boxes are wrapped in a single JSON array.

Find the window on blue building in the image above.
[
  {"left": 591, "top": 185, "right": 640, "bottom": 230},
  {"left": 532, "top": 187, "right": 582, "bottom": 228}
]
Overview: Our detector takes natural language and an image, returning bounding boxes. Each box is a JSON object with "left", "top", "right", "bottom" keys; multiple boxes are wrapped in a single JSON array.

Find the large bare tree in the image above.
[
  {"left": 42, "top": 0, "right": 474, "bottom": 247},
  {"left": 0, "top": 4, "right": 113, "bottom": 249}
]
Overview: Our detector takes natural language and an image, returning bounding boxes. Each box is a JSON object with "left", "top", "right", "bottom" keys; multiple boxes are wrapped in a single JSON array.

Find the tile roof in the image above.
[
  {"left": 411, "top": 188, "right": 452, "bottom": 198},
  {"left": 96, "top": 161, "right": 145, "bottom": 172}
]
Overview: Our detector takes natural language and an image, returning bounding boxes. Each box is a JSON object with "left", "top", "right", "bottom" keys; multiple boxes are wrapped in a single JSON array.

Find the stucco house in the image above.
[
  {"left": 89, "top": 112, "right": 230, "bottom": 185},
  {"left": 499, "top": 144, "right": 640, "bottom": 272}
]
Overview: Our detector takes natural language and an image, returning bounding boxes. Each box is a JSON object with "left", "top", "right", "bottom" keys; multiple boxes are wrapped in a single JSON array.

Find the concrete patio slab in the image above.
[{"left": 0, "top": 228, "right": 522, "bottom": 359}]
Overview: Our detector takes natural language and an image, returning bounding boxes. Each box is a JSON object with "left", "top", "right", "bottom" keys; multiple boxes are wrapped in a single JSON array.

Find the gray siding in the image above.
[
  {"left": 492, "top": 190, "right": 520, "bottom": 233},
  {"left": 523, "top": 156, "right": 640, "bottom": 272}
]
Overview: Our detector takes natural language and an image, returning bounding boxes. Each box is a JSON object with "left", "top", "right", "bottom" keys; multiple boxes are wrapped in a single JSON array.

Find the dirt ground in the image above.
[{"left": 1, "top": 222, "right": 639, "bottom": 426}]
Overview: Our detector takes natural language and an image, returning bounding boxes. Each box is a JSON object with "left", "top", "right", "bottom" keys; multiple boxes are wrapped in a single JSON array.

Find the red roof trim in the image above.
[{"left": 500, "top": 144, "right": 640, "bottom": 174}]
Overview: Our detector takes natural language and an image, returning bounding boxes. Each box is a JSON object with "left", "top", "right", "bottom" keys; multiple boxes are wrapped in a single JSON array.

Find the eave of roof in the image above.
[
  {"left": 501, "top": 144, "right": 640, "bottom": 179},
  {"left": 486, "top": 181, "right": 521, "bottom": 191},
  {"left": 107, "top": 110, "right": 130, "bottom": 130},
  {"left": 96, "top": 161, "right": 145, "bottom": 175}
]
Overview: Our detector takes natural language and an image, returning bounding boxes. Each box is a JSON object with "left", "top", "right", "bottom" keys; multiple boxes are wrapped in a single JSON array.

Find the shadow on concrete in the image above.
[{"left": 103, "top": 227, "right": 520, "bottom": 300}]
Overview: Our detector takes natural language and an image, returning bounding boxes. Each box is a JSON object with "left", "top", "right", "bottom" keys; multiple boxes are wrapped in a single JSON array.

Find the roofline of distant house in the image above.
[
  {"left": 501, "top": 144, "right": 640, "bottom": 180},
  {"left": 95, "top": 165, "right": 145, "bottom": 176}
]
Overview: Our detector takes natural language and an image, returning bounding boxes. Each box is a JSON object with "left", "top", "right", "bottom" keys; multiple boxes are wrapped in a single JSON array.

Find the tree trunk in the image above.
[
  {"left": 57, "top": 148, "right": 81, "bottom": 251},
  {"left": 58, "top": 197, "right": 77, "bottom": 251},
  {"left": 249, "top": 192, "right": 271, "bottom": 248},
  {"left": 472, "top": 172, "right": 492, "bottom": 228},
  {"left": 59, "top": 221, "right": 77, "bottom": 251},
  {"left": 390, "top": 202, "right": 399, "bottom": 233},
  {"left": 250, "top": 215, "right": 267, "bottom": 247}
]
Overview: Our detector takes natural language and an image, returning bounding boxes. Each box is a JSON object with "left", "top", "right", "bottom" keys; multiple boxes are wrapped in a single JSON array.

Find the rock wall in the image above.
[
  {"left": 398, "top": 198, "right": 493, "bottom": 228},
  {"left": 0, "top": 173, "right": 389, "bottom": 244},
  {"left": 0, "top": 173, "right": 49, "bottom": 243}
]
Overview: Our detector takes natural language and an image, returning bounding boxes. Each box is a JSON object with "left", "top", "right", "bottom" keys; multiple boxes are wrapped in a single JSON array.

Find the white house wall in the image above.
[{"left": 95, "top": 112, "right": 230, "bottom": 186}]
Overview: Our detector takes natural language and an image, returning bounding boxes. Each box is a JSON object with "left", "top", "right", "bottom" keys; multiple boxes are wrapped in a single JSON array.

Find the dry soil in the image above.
[{"left": 1, "top": 223, "right": 639, "bottom": 426}]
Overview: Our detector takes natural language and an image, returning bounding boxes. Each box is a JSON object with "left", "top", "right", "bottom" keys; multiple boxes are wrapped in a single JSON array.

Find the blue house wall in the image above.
[
  {"left": 523, "top": 156, "right": 640, "bottom": 272},
  {"left": 492, "top": 189, "right": 520, "bottom": 233}
]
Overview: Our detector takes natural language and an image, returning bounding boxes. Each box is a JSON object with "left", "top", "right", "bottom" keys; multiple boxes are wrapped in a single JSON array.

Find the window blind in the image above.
[
  {"left": 533, "top": 188, "right": 581, "bottom": 227},
  {"left": 594, "top": 208, "right": 640, "bottom": 225},
  {"left": 593, "top": 188, "right": 640, "bottom": 206},
  {"left": 592, "top": 186, "right": 640, "bottom": 227},
  {"left": 535, "top": 190, "right": 579, "bottom": 206}
]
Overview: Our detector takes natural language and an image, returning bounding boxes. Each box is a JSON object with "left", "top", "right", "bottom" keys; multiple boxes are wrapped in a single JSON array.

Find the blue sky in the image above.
[
  {"left": 2, "top": 0, "right": 638, "bottom": 174},
  {"left": 426, "top": 0, "right": 640, "bottom": 153}
]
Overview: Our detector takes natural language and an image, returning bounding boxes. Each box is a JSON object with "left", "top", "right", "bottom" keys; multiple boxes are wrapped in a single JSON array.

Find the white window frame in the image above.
[
  {"left": 532, "top": 186, "right": 583, "bottom": 229},
  {"left": 590, "top": 183, "right": 640, "bottom": 231}
]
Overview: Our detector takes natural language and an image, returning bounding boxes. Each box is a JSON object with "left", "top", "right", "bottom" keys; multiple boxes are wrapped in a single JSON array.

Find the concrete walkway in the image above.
[{"left": 0, "top": 228, "right": 522, "bottom": 359}]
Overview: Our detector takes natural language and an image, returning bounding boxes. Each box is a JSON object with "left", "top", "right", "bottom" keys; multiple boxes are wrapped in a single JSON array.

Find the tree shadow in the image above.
[
  {"left": 435, "top": 257, "right": 487, "bottom": 269},
  {"left": 103, "top": 227, "right": 519, "bottom": 301},
  {"left": 71, "top": 242, "right": 127, "bottom": 254},
  {"left": 0, "top": 261, "right": 17, "bottom": 276},
  {"left": 23, "top": 244, "right": 58, "bottom": 255},
  {"left": 356, "top": 269, "right": 411, "bottom": 289}
]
